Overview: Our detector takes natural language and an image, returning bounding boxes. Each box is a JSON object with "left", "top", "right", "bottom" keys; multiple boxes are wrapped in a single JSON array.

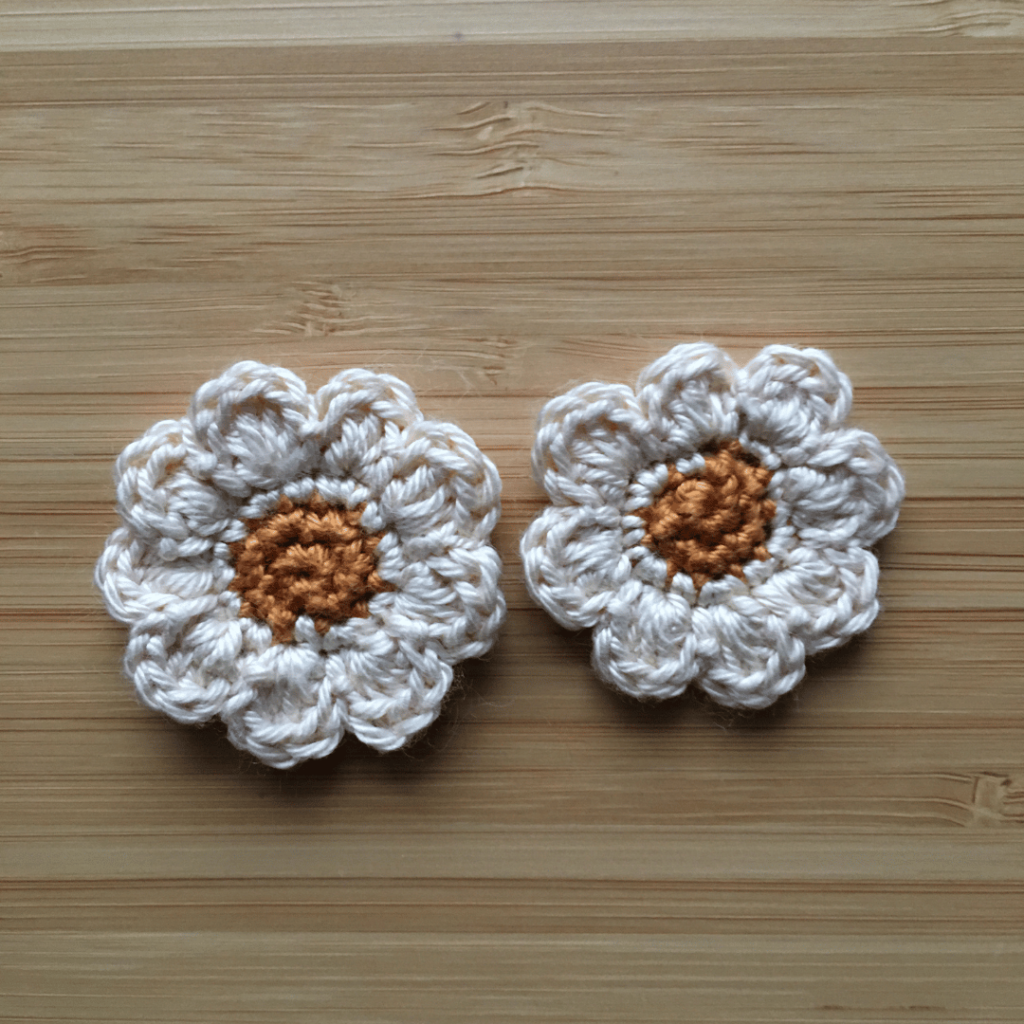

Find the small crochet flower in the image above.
[
  {"left": 96, "top": 361, "right": 505, "bottom": 768},
  {"left": 521, "top": 343, "right": 903, "bottom": 708}
]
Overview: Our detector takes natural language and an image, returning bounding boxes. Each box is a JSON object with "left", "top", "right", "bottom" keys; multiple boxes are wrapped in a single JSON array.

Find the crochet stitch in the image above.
[
  {"left": 521, "top": 343, "right": 903, "bottom": 708},
  {"left": 96, "top": 361, "right": 505, "bottom": 768}
]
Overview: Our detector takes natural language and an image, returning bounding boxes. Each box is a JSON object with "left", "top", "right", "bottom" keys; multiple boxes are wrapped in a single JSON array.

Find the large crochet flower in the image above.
[
  {"left": 96, "top": 361, "right": 505, "bottom": 768},
  {"left": 521, "top": 343, "right": 903, "bottom": 708}
]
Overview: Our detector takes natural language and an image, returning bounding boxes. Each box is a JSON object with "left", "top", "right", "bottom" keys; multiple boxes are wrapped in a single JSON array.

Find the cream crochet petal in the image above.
[
  {"left": 380, "top": 539, "right": 505, "bottom": 661},
  {"left": 770, "top": 430, "right": 904, "bottom": 549},
  {"left": 590, "top": 581, "right": 704, "bottom": 699},
  {"left": 736, "top": 345, "right": 854, "bottom": 468},
  {"left": 377, "top": 418, "right": 502, "bottom": 541},
  {"left": 95, "top": 527, "right": 234, "bottom": 626},
  {"left": 531, "top": 381, "right": 647, "bottom": 506},
  {"left": 220, "top": 643, "right": 342, "bottom": 769},
  {"left": 753, "top": 545, "right": 881, "bottom": 656},
  {"left": 328, "top": 638, "right": 453, "bottom": 753},
  {"left": 128, "top": 613, "right": 242, "bottom": 725},
  {"left": 635, "top": 341, "right": 740, "bottom": 458},
  {"left": 697, "top": 600, "right": 807, "bottom": 710},
  {"left": 520, "top": 504, "right": 634, "bottom": 631},
  {"left": 314, "top": 368, "right": 422, "bottom": 482},
  {"left": 113, "top": 418, "right": 235, "bottom": 558},
  {"left": 187, "top": 360, "right": 320, "bottom": 497}
]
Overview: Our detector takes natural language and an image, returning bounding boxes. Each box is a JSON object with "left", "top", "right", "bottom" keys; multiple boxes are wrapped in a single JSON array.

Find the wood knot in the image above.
[
  {"left": 638, "top": 440, "right": 776, "bottom": 591},
  {"left": 229, "top": 493, "right": 394, "bottom": 644}
]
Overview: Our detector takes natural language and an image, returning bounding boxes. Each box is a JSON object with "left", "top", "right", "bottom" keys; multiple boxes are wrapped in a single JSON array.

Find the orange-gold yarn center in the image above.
[
  {"left": 229, "top": 493, "right": 393, "bottom": 644},
  {"left": 638, "top": 440, "right": 776, "bottom": 591}
]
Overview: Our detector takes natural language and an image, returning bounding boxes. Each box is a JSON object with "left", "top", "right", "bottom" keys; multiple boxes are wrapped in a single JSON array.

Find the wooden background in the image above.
[{"left": 1, "top": 3, "right": 1022, "bottom": 1021}]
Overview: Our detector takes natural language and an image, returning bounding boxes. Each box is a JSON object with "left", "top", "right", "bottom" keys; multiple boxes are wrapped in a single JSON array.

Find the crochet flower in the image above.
[
  {"left": 521, "top": 343, "right": 903, "bottom": 708},
  {"left": 96, "top": 361, "right": 505, "bottom": 768}
]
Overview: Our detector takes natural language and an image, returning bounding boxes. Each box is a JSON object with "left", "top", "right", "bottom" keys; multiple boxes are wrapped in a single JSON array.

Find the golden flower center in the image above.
[
  {"left": 229, "top": 493, "right": 393, "bottom": 644},
  {"left": 638, "top": 440, "right": 776, "bottom": 591}
]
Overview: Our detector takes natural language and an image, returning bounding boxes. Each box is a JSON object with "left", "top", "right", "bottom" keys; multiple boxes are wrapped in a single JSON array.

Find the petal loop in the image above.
[
  {"left": 591, "top": 584, "right": 702, "bottom": 699},
  {"left": 314, "top": 369, "right": 422, "bottom": 482},
  {"left": 532, "top": 382, "right": 646, "bottom": 506},
  {"left": 521, "top": 505, "right": 632, "bottom": 630},
  {"left": 115, "top": 418, "right": 234, "bottom": 558},
  {"left": 188, "top": 361, "right": 319, "bottom": 496},
  {"left": 636, "top": 342, "right": 739, "bottom": 455},
  {"left": 737, "top": 345, "right": 853, "bottom": 464}
]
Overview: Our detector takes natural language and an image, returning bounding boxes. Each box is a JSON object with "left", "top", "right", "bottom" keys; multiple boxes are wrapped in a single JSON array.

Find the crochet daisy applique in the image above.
[
  {"left": 96, "top": 362, "right": 505, "bottom": 768},
  {"left": 520, "top": 343, "right": 903, "bottom": 708}
]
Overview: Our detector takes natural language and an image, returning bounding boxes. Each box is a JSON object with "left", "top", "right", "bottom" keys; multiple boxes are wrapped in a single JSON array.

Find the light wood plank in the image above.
[{"left": 2, "top": 0, "right": 1023, "bottom": 52}]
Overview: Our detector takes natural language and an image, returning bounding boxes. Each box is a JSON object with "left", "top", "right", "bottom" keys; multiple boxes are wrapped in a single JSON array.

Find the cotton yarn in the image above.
[
  {"left": 520, "top": 343, "right": 903, "bottom": 708},
  {"left": 95, "top": 361, "right": 505, "bottom": 768}
]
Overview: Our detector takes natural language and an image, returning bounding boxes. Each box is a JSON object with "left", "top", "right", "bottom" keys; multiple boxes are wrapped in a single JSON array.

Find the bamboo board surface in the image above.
[{"left": 1, "top": 3, "right": 1022, "bottom": 1022}]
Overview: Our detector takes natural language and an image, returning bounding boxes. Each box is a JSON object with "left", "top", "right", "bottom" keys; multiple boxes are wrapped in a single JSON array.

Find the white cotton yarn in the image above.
[
  {"left": 96, "top": 361, "right": 505, "bottom": 768},
  {"left": 521, "top": 342, "right": 904, "bottom": 708}
]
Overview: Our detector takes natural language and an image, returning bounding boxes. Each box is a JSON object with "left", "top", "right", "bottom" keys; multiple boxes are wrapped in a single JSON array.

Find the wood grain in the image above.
[
  {"left": 2, "top": 0, "right": 1023, "bottom": 49},
  {"left": 1, "top": 6, "right": 1022, "bottom": 1023}
]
